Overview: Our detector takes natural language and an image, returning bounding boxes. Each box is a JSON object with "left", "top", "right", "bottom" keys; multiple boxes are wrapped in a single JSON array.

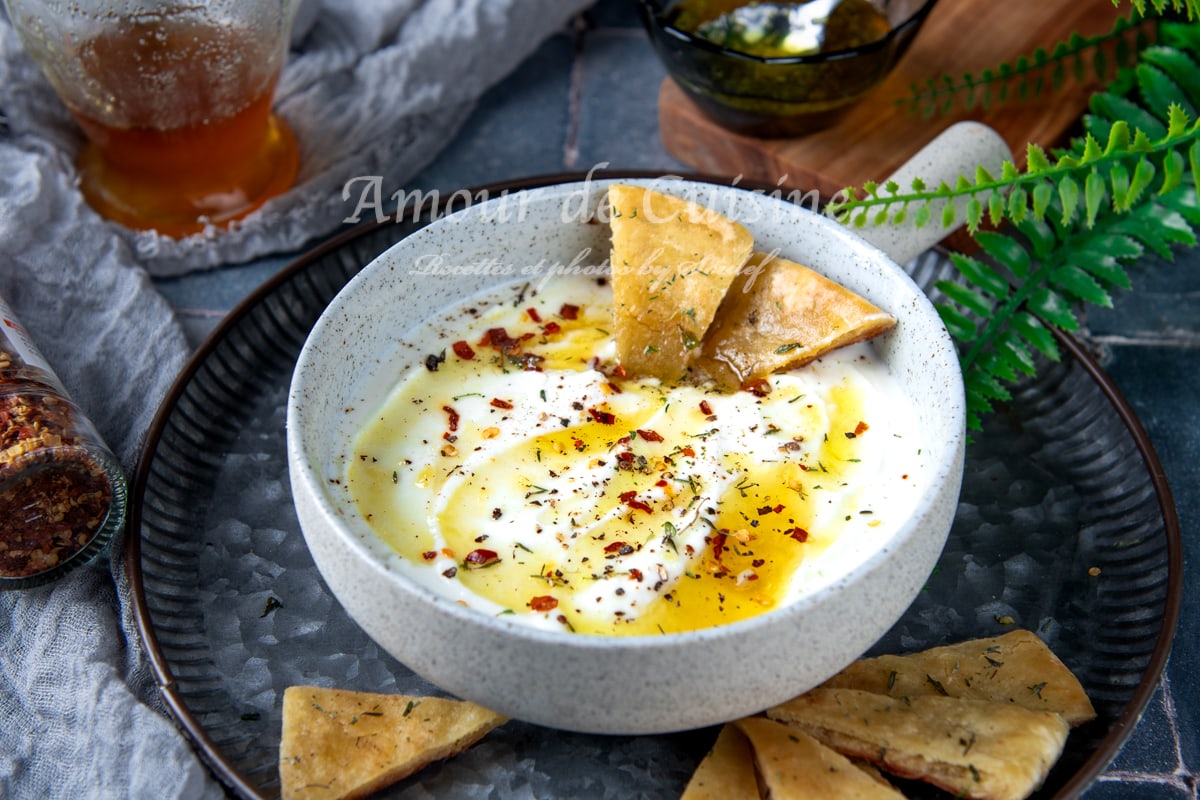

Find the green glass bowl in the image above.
[{"left": 638, "top": 0, "right": 939, "bottom": 138}]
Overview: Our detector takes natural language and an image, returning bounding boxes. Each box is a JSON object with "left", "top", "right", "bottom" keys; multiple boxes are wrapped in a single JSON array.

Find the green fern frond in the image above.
[
  {"left": 900, "top": 0, "right": 1200, "bottom": 118},
  {"left": 1121, "top": 0, "right": 1200, "bottom": 19},
  {"left": 899, "top": 14, "right": 1146, "bottom": 117},
  {"left": 940, "top": 180, "right": 1189, "bottom": 430},
  {"left": 829, "top": 111, "right": 1200, "bottom": 235},
  {"left": 837, "top": 15, "right": 1200, "bottom": 431}
]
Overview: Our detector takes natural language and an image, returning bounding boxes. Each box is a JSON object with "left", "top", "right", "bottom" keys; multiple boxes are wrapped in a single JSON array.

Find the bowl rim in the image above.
[
  {"left": 286, "top": 175, "right": 966, "bottom": 652},
  {"left": 636, "top": 0, "right": 940, "bottom": 66}
]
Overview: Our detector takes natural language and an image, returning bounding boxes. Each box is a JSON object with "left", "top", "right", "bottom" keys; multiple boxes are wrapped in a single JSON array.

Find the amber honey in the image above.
[{"left": 67, "top": 16, "right": 298, "bottom": 237}]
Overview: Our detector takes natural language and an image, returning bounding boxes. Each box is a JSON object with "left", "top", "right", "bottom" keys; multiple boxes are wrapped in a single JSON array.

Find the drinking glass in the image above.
[{"left": 4, "top": 0, "right": 300, "bottom": 237}]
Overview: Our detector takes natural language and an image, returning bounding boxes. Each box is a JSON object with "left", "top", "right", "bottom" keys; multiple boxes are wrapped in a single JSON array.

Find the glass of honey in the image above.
[
  {"left": 4, "top": 0, "right": 300, "bottom": 237},
  {"left": 638, "top": 0, "right": 939, "bottom": 137}
]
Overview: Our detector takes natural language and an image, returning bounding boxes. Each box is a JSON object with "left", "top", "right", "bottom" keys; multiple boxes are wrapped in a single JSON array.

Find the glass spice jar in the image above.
[{"left": 0, "top": 293, "right": 127, "bottom": 588}]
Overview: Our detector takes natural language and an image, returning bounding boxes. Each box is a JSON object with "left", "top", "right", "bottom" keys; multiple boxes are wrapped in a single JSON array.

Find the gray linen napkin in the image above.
[{"left": 0, "top": 1, "right": 591, "bottom": 797}]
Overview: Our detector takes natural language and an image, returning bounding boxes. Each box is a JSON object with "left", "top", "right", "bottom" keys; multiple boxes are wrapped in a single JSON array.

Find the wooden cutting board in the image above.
[{"left": 660, "top": 0, "right": 1131, "bottom": 197}]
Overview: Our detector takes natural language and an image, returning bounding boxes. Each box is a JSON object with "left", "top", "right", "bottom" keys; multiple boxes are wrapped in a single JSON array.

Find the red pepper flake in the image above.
[
  {"left": 699, "top": 400, "right": 714, "bottom": 416},
  {"left": 451, "top": 340, "right": 475, "bottom": 360},
  {"left": 618, "top": 490, "right": 653, "bottom": 514},
  {"left": 529, "top": 595, "right": 558, "bottom": 612},
  {"left": 421, "top": 550, "right": 438, "bottom": 561},
  {"left": 788, "top": 528, "right": 809, "bottom": 543},
  {"left": 855, "top": 421, "right": 870, "bottom": 436},
  {"left": 773, "top": 504, "right": 785, "bottom": 514},
  {"left": 559, "top": 303, "right": 580, "bottom": 320},
  {"left": 741, "top": 378, "right": 772, "bottom": 397},
  {"left": 606, "top": 381, "right": 623, "bottom": 395},
  {"left": 542, "top": 321, "right": 561, "bottom": 334},
  {"left": 526, "top": 307, "right": 542, "bottom": 323},
  {"left": 612, "top": 364, "right": 627, "bottom": 379},
  {"left": 616, "top": 452, "right": 635, "bottom": 463},
  {"left": 629, "top": 568, "right": 644, "bottom": 582},
  {"left": 490, "top": 398, "right": 514, "bottom": 410},
  {"left": 636, "top": 428, "right": 664, "bottom": 442},
  {"left": 573, "top": 438, "right": 586, "bottom": 452},
  {"left": 588, "top": 407, "right": 616, "bottom": 425},
  {"left": 442, "top": 405, "right": 459, "bottom": 432},
  {"left": 680, "top": 446, "right": 696, "bottom": 458},
  {"left": 604, "top": 540, "right": 629, "bottom": 553},
  {"left": 655, "top": 479, "right": 669, "bottom": 487},
  {"left": 479, "top": 327, "right": 522, "bottom": 352},
  {"left": 711, "top": 532, "right": 728, "bottom": 560},
  {"left": 463, "top": 548, "right": 500, "bottom": 568}
]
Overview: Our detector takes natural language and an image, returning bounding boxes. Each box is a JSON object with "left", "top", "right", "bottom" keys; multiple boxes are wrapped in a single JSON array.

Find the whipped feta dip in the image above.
[{"left": 346, "top": 275, "right": 925, "bottom": 636}]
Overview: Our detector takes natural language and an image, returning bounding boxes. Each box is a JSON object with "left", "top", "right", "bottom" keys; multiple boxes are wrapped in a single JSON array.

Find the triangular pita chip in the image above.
[
  {"left": 608, "top": 184, "right": 753, "bottom": 382},
  {"left": 767, "top": 687, "right": 1069, "bottom": 800},
  {"left": 821, "top": 629, "right": 1096, "bottom": 726},
  {"left": 279, "top": 686, "right": 507, "bottom": 800},
  {"left": 680, "top": 723, "right": 761, "bottom": 800},
  {"left": 697, "top": 251, "right": 895, "bottom": 388},
  {"left": 735, "top": 717, "right": 906, "bottom": 800}
]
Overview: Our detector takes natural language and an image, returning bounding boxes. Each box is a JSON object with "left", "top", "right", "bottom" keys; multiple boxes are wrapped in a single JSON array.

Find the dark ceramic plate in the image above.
[{"left": 128, "top": 174, "right": 1181, "bottom": 800}]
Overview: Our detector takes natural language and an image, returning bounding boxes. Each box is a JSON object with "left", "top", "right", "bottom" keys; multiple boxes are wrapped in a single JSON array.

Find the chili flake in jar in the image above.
[{"left": 0, "top": 295, "right": 126, "bottom": 588}]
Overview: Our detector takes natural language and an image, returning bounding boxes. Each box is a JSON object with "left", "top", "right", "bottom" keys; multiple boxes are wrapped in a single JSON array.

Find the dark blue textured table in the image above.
[{"left": 153, "top": 2, "right": 1198, "bottom": 796}]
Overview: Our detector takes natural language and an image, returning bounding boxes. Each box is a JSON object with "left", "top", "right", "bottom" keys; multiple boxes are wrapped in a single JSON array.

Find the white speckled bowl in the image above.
[{"left": 288, "top": 125, "right": 1004, "bottom": 734}]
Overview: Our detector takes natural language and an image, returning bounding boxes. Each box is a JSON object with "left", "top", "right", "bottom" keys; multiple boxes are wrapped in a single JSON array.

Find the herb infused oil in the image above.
[{"left": 669, "top": 0, "right": 891, "bottom": 58}]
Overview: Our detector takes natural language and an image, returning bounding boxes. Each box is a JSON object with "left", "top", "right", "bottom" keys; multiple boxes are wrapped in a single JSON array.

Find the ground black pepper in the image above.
[{"left": 0, "top": 296, "right": 125, "bottom": 586}]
